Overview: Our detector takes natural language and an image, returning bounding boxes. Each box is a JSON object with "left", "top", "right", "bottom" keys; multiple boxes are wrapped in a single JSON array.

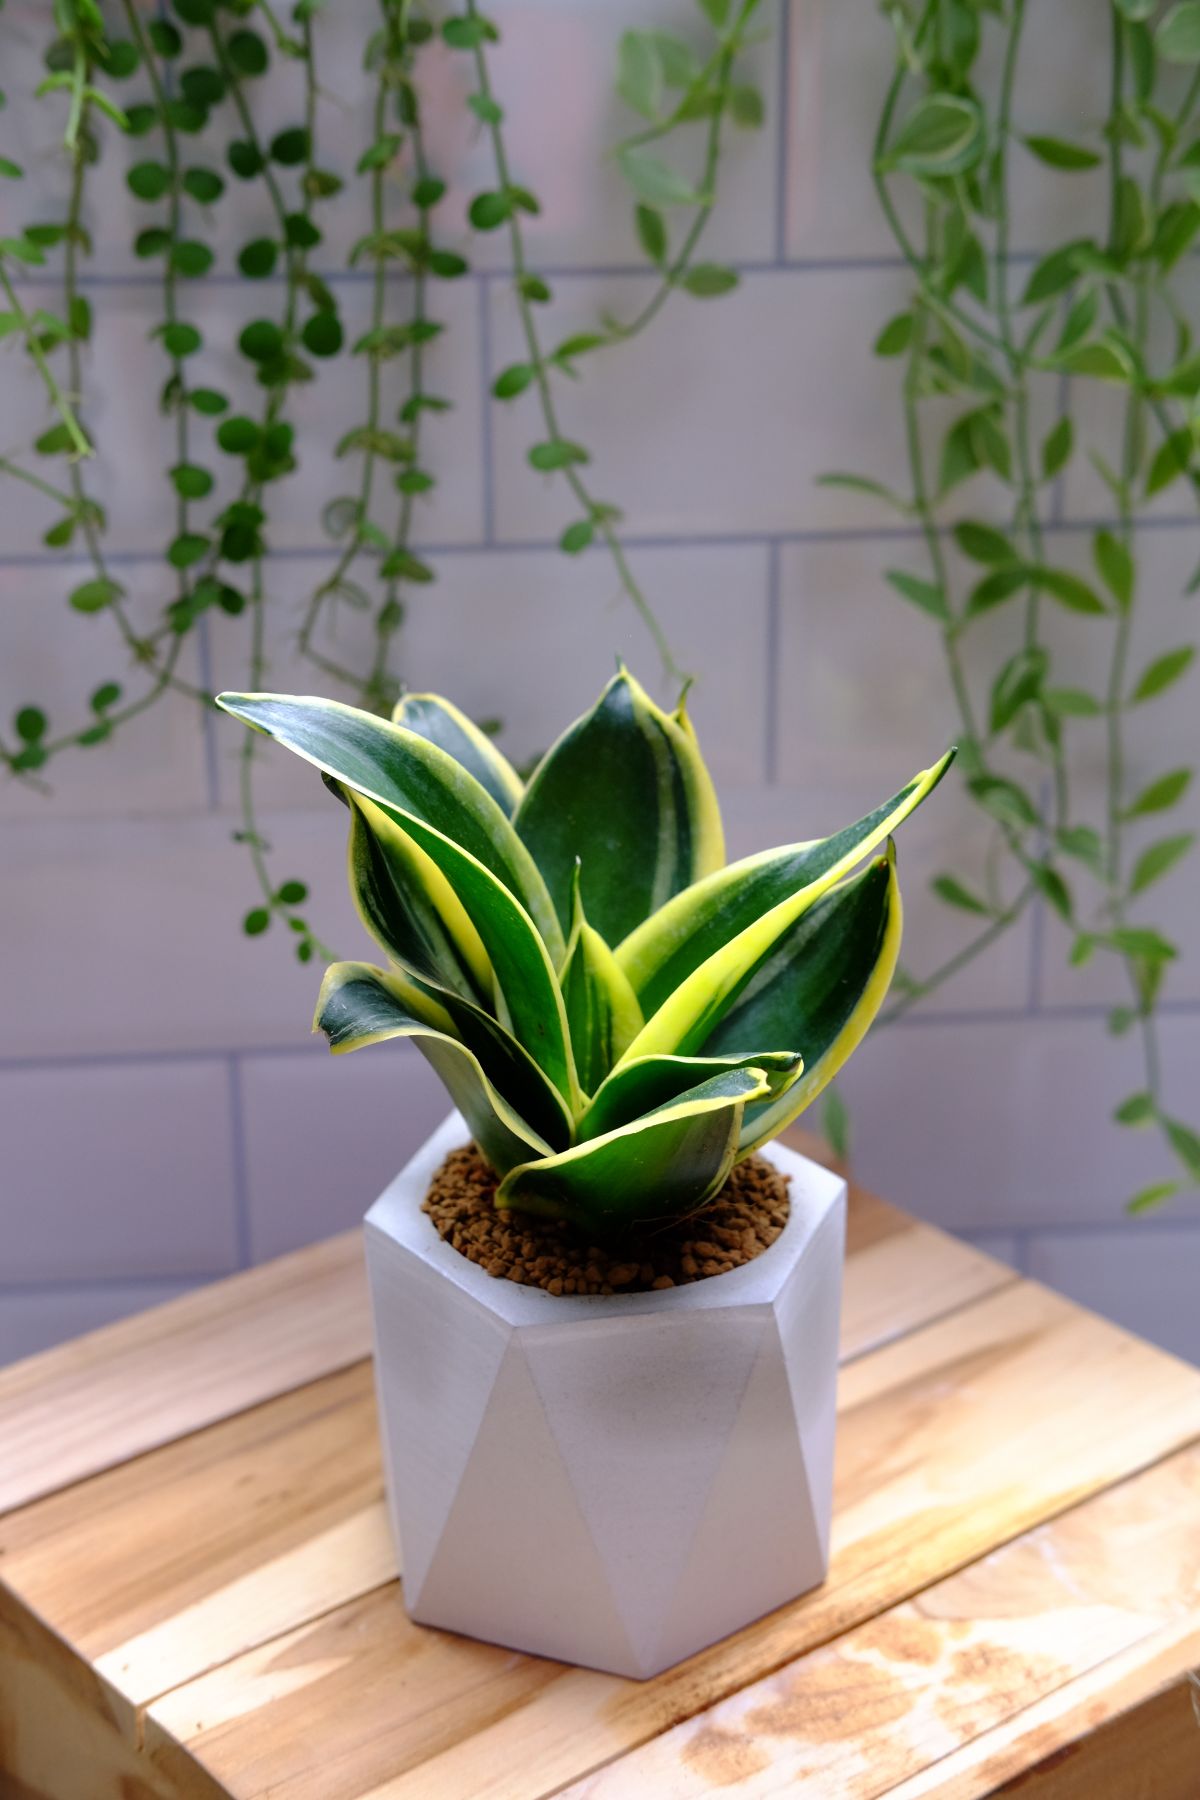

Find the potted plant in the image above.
[{"left": 217, "top": 669, "right": 951, "bottom": 1678}]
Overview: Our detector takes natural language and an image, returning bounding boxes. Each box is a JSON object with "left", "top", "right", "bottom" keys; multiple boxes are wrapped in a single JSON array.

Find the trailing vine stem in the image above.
[
  {"left": 367, "top": 112, "right": 434, "bottom": 698},
  {"left": 845, "top": 0, "right": 1200, "bottom": 1206},
  {"left": 118, "top": 0, "right": 193, "bottom": 609},
  {"left": 462, "top": 0, "right": 685, "bottom": 686},
  {"left": 297, "top": 0, "right": 444, "bottom": 714},
  {"left": 3, "top": 0, "right": 762, "bottom": 956},
  {"left": 610, "top": 45, "right": 735, "bottom": 341},
  {"left": 0, "top": 265, "right": 90, "bottom": 457},
  {"left": 294, "top": 44, "right": 393, "bottom": 690},
  {"left": 216, "top": 4, "right": 334, "bottom": 961}
]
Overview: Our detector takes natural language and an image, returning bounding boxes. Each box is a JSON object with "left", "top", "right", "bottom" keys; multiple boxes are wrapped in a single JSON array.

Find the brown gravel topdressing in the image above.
[{"left": 421, "top": 1142, "right": 791, "bottom": 1295}]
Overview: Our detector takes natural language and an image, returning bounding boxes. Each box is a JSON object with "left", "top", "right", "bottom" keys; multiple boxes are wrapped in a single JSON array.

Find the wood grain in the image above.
[
  {"left": 0, "top": 1188, "right": 1009, "bottom": 1714},
  {"left": 139, "top": 1281, "right": 1200, "bottom": 1800},
  {"left": 555, "top": 1445, "right": 1200, "bottom": 1797},
  {"left": 3, "top": 1159, "right": 1196, "bottom": 1800},
  {"left": 0, "top": 1141, "right": 999, "bottom": 1519},
  {"left": 0, "top": 1363, "right": 386, "bottom": 1707},
  {"left": 0, "top": 1578, "right": 222, "bottom": 1800},
  {"left": 0, "top": 1231, "right": 370, "bottom": 1516}
]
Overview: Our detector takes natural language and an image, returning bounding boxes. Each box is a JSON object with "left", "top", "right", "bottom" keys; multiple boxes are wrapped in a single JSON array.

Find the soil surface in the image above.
[{"left": 422, "top": 1142, "right": 791, "bottom": 1295}]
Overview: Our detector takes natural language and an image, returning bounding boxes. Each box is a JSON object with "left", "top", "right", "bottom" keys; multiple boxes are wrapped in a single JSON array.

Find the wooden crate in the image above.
[{"left": 3, "top": 1145, "right": 1199, "bottom": 1798}]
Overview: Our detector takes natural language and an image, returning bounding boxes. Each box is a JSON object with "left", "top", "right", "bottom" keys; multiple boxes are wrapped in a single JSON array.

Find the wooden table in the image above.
[{"left": 3, "top": 1152, "right": 1200, "bottom": 1799}]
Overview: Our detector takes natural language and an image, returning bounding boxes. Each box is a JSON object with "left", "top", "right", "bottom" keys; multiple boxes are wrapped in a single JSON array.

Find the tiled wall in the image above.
[{"left": 3, "top": 0, "right": 1198, "bottom": 1365}]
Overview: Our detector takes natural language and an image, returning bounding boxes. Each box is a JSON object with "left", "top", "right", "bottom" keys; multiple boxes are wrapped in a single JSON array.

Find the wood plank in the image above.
[
  {"left": 0, "top": 1364, "right": 385, "bottom": 1710},
  {"left": 838, "top": 1192, "right": 1010, "bottom": 1361},
  {"left": 0, "top": 1231, "right": 371, "bottom": 1516},
  {"left": 139, "top": 1281, "right": 1200, "bottom": 1800},
  {"left": 552, "top": 1445, "right": 1200, "bottom": 1797},
  {"left": 0, "top": 1115, "right": 1001, "bottom": 1519},
  {"left": 884, "top": 1619, "right": 1200, "bottom": 1799},
  {"left": 987, "top": 1667, "right": 1200, "bottom": 1799},
  {"left": 0, "top": 1188, "right": 1011, "bottom": 1715},
  {"left": 0, "top": 1579, "right": 221, "bottom": 1800}
]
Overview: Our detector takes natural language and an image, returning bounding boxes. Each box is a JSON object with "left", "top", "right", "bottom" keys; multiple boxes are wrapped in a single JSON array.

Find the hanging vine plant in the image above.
[
  {"left": 826, "top": 0, "right": 1200, "bottom": 1208},
  {"left": 0, "top": 0, "right": 765, "bottom": 944}
]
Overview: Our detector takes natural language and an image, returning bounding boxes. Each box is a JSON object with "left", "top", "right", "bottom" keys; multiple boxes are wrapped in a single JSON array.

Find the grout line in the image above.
[
  {"left": 227, "top": 1053, "right": 254, "bottom": 1270},
  {"left": 764, "top": 538, "right": 781, "bottom": 784},
  {"left": 7, "top": 509, "right": 1200, "bottom": 572},
  {"left": 477, "top": 274, "right": 497, "bottom": 545},
  {"left": 8, "top": 245, "right": 1064, "bottom": 294},
  {"left": 772, "top": 0, "right": 792, "bottom": 265}
]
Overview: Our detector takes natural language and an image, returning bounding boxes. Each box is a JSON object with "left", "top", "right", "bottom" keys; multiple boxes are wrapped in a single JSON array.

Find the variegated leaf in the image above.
[
  {"left": 580, "top": 1050, "right": 802, "bottom": 1143},
  {"left": 617, "top": 750, "right": 952, "bottom": 1010},
  {"left": 343, "top": 786, "right": 492, "bottom": 1007},
  {"left": 559, "top": 866, "right": 644, "bottom": 1096},
  {"left": 314, "top": 962, "right": 554, "bottom": 1173},
  {"left": 392, "top": 691, "right": 524, "bottom": 817},
  {"left": 217, "top": 692, "right": 578, "bottom": 1107},
  {"left": 216, "top": 691, "right": 561, "bottom": 957},
  {"left": 514, "top": 666, "right": 724, "bottom": 946},
  {"left": 700, "top": 848, "right": 902, "bottom": 1154},
  {"left": 496, "top": 1066, "right": 770, "bottom": 1233}
]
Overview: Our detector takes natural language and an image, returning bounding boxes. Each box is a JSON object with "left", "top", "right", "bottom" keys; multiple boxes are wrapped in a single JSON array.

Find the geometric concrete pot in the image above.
[{"left": 364, "top": 1110, "right": 847, "bottom": 1679}]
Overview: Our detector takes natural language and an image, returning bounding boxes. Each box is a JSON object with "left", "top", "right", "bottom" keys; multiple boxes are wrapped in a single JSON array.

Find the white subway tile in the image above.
[
  {"left": 840, "top": 1011, "right": 1200, "bottom": 1230},
  {"left": 423, "top": 0, "right": 781, "bottom": 274},
  {"left": 1028, "top": 1229, "right": 1200, "bottom": 1366},
  {"left": 775, "top": 534, "right": 1035, "bottom": 1011},
  {"left": 0, "top": 809, "right": 372, "bottom": 1058},
  {"left": 0, "top": 1280, "right": 203, "bottom": 1369},
  {"left": 0, "top": 1059, "right": 238, "bottom": 1281},
  {"left": 0, "top": 561, "right": 210, "bottom": 823},
  {"left": 488, "top": 265, "right": 914, "bottom": 541},
  {"left": 1026, "top": 527, "right": 1200, "bottom": 1007},
  {"left": 785, "top": 0, "right": 1108, "bottom": 263},
  {"left": 240, "top": 1045, "right": 447, "bottom": 1261},
  {"left": 399, "top": 543, "right": 771, "bottom": 786}
]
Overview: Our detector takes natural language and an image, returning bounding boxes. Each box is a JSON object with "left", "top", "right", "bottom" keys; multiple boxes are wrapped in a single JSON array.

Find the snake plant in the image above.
[{"left": 217, "top": 671, "right": 952, "bottom": 1235}]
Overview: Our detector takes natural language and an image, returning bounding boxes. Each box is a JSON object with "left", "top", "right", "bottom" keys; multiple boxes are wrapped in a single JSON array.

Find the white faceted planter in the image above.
[{"left": 364, "top": 1111, "right": 847, "bottom": 1679}]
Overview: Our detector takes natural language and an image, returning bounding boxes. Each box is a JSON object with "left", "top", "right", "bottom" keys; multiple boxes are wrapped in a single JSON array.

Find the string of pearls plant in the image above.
[{"left": 0, "top": 0, "right": 765, "bottom": 955}]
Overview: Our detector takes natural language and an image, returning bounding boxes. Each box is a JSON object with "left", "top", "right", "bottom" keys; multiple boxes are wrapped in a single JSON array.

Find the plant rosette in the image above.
[{"left": 217, "top": 668, "right": 952, "bottom": 1676}]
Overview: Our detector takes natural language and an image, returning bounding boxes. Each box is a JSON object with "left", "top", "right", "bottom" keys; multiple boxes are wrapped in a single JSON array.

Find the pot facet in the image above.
[{"left": 364, "top": 1111, "right": 846, "bottom": 1679}]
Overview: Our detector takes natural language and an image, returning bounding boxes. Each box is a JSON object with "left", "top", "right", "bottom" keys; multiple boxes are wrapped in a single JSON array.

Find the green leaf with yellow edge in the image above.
[
  {"left": 341, "top": 784, "right": 491, "bottom": 1005},
  {"left": 617, "top": 750, "right": 953, "bottom": 1015},
  {"left": 559, "top": 866, "right": 644, "bottom": 1096},
  {"left": 215, "top": 692, "right": 577, "bottom": 1105},
  {"left": 392, "top": 690, "right": 523, "bottom": 817},
  {"left": 701, "top": 849, "right": 904, "bottom": 1154},
  {"left": 515, "top": 666, "right": 724, "bottom": 947},
  {"left": 215, "top": 691, "right": 560, "bottom": 955},
  {"left": 314, "top": 962, "right": 555, "bottom": 1174},
  {"left": 620, "top": 836, "right": 900, "bottom": 1088},
  {"left": 495, "top": 1066, "right": 771, "bottom": 1234},
  {"left": 579, "top": 1049, "right": 802, "bottom": 1144}
]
